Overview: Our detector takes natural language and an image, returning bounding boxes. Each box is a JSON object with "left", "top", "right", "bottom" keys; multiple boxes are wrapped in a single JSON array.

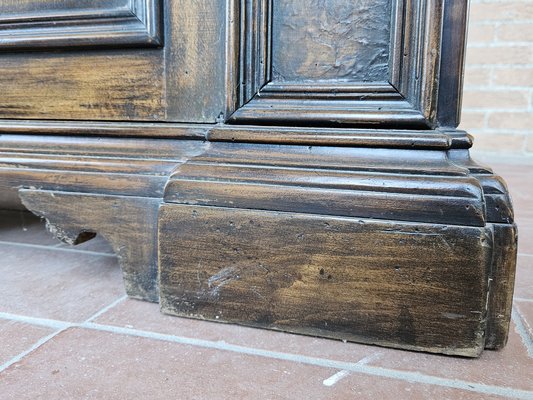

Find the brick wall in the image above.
[{"left": 460, "top": 0, "right": 533, "bottom": 155}]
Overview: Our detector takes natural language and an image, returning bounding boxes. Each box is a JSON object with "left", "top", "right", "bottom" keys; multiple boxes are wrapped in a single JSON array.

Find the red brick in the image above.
[
  {"left": 526, "top": 134, "right": 533, "bottom": 153},
  {"left": 515, "top": 254, "right": 533, "bottom": 299},
  {"left": 466, "top": 45, "right": 533, "bottom": 65},
  {"left": 462, "top": 89, "right": 529, "bottom": 109},
  {"left": 488, "top": 112, "right": 533, "bottom": 130},
  {"left": 514, "top": 301, "right": 533, "bottom": 339},
  {"left": 471, "top": 132, "right": 526, "bottom": 153},
  {"left": 95, "top": 298, "right": 378, "bottom": 364},
  {"left": 0, "top": 210, "right": 59, "bottom": 246},
  {"left": 469, "top": 24, "right": 497, "bottom": 43},
  {"left": 464, "top": 67, "right": 492, "bottom": 86},
  {"left": 498, "top": 22, "right": 533, "bottom": 42},
  {"left": 493, "top": 67, "right": 533, "bottom": 87},
  {"left": 459, "top": 111, "right": 487, "bottom": 130},
  {"left": 470, "top": 2, "right": 533, "bottom": 22}
]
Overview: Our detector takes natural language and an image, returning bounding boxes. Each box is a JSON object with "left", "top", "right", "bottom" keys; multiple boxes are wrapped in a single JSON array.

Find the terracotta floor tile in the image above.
[
  {"left": 0, "top": 328, "right": 510, "bottom": 400},
  {"left": 94, "top": 298, "right": 379, "bottom": 364},
  {"left": 364, "top": 319, "right": 533, "bottom": 391},
  {"left": 0, "top": 244, "right": 124, "bottom": 321},
  {"left": 0, "top": 327, "right": 334, "bottom": 400},
  {"left": 0, "top": 210, "right": 59, "bottom": 246},
  {"left": 332, "top": 374, "right": 508, "bottom": 400},
  {"left": 514, "top": 301, "right": 533, "bottom": 340},
  {"left": 0, "top": 320, "right": 54, "bottom": 365},
  {"left": 515, "top": 255, "right": 533, "bottom": 300}
]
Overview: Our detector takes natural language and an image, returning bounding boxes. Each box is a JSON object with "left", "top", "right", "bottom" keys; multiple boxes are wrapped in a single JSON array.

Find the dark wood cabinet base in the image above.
[
  {"left": 159, "top": 204, "right": 492, "bottom": 357},
  {"left": 0, "top": 129, "right": 517, "bottom": 357}
]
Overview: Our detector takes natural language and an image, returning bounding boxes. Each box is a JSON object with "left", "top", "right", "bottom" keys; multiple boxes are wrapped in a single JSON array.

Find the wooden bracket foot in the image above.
[{"left": 19, "top": 189, "right": 160, "bottom": 302}]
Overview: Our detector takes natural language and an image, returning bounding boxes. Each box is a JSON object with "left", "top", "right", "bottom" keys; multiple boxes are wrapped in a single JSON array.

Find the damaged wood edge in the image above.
[{"left": 18, "top": 188, "right": 161, "bottom": 303}]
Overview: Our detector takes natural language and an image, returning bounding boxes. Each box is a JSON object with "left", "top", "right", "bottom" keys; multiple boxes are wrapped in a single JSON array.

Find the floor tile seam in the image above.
[
  {"left": 0, "top": 328, "right": 66, "bottom": 373},
  {"left": 0, "top": 240, "right": 116, "bottom": 258},
  {"left": 0, "top": 311, "right": 529, "bottom": 399},
  {"left": 77, "top": 322, "right": 533, "bottom": 400},
  {"left": 84, "top": 295, "right": 128, "bottom": 323}
]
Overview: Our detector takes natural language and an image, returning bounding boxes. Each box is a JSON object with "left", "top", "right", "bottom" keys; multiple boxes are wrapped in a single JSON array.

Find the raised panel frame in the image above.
[
  {"left": 227, "top": 0, "right": 444, "bottom": 128},
  {"left": 0, "top": 0, "right": 162, "bottom": 49}
]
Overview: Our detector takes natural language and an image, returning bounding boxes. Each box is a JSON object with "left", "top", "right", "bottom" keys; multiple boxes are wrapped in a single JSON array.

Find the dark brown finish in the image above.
[
  {"left": 0, "top": 0, "right": 518, "bottom": 356},
  {"left": 0, "top": 0, "right": 226, "bottom": 122},
  {"left": 159, "top": 204, "right": 491, "bottom": 357},
  {"left": 0, "top": 135, "right": 205, "bottom": 300},
  {"left": 485, "top": 224, "right": 518, "bottom": 349},
  {"left": 19, "top": 190, "right": 161, "bottom": 302},
  {"left": 227, "top": 0, "right": 444, "bottom": 128},
  {"left": 437, "top": 0, "right": 469, "bottom": 128},
  {"left": 163, "top": 142, "right": 486, "bottom": 227}
]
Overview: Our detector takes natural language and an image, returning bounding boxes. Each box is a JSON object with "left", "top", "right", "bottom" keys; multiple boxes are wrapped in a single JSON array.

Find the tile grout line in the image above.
[
  {"left": 76, "top": 323, "right": 533, "bottom": 400},
  {"left": 84, "top": 295, "right": 128, "bottom": 323},
  {"left": 0, "top": 313, "right": 70, "bottom": 330},
  {"left": 0, "top": 312, "right": 531, "bottom": 399},
  {"left": 0, "top": 296, "right": 127, "bottom": 374},
  {"left": 0, "top": 329, "right": 67, "bottom": 373},
  {"left": 0, "top": 240, "right": 116, "bottom": 258},
  {"left": 322, "top": 370, "right": 351, "bottom": 387},
  {"left": 322, "top": 353, "right": 383, "bottom": 387},
  {"left": 512, "top": 307, "right": 533, "bottom": 358}
]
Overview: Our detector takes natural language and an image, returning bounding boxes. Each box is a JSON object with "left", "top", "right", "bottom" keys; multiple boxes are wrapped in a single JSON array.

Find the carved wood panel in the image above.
[
  {"left": 0, "top": 0, "right": 162, "bottom": 49},
  {"left": 227, "top": 0, "right": 443, "bottom": 128}
]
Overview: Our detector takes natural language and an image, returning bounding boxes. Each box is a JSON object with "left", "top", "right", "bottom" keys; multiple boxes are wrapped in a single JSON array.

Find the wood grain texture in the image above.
[
  {"left": 0, "top": 51, "right": 165, "bottom": 121},
  {"left": 446, "top": 149, "right": 518, "bottom": 349},
  {"left": 437, "top": 0, "right": 469, "bottom": 128},
  {"left": 165, "top": 0, "right": 227, "bottom": 122},
  {"left": 0, "top": 135, "right": 207, "bottom": 209},
  {"left": 485, "top": 224, "right": 518, "bottom": 349},
  {"left": 165, "top": 161, "right": 486, "bottom": 227},
  {"left": 208, "top": 126, "right": 455, "bottom": 148},
  {"left": 448, "top": 149, "right": 515, "bottom": 224},
  {"left": 159, "top": 204, "right": 492, "bottom": 357},
  {"left": 0, "top": 135, "right": 206, "bottom": 301},
  {"left": 160, "top": 139, "right": 518, "bottom": 353},
  {"left": 0, "top": 120, "right": 208, "bottom": 139},
  {"left": 0, "top": 0, "right": 228, "bottom": 122},
  {"left": 20, "top": 190, "right": 161, "bottom": 302},
  {"left": 0, "top": 120, "right": 469, "bottom": 149}
]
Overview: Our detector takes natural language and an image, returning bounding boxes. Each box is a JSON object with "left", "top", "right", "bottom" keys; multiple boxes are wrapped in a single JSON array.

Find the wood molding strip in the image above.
[
  {"left": 0, "top": 122, "right": 476, "bottom": 150},
  {"left": 0, "top": 0, "right": 162, "bottom": 50}
]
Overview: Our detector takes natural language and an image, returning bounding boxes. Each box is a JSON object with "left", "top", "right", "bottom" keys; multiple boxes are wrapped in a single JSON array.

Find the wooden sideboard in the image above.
[{"left": 0, "top": 0, "right": 517, "bottom": 357}]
